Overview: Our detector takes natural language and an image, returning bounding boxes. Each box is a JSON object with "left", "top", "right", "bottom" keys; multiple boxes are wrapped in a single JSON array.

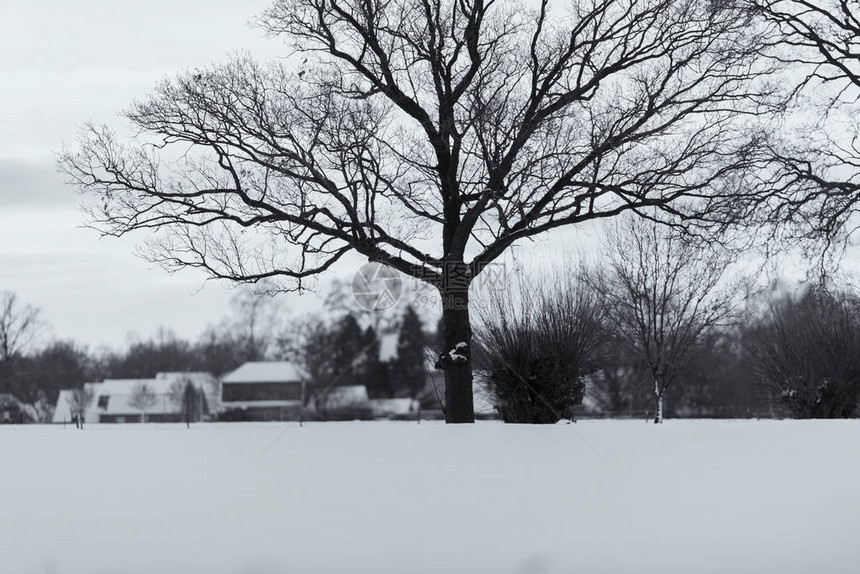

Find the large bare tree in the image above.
[
  {"left": 588, "top": 218, "right": 736, "bottom": 423},
  {"left": 746, "top": 0, "right": 860, "bottom": 250},
  {"left": 60, "top": 0, "right": 774, "bottom": 422}
]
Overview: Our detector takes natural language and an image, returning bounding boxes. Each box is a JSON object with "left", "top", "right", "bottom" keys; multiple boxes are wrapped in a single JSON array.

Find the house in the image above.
[
  {"left": 220, "top": 361, "right": 306, "bottom": 421},
  {"left": 52, "top": 372, "right": 216, "bottom": 424}
]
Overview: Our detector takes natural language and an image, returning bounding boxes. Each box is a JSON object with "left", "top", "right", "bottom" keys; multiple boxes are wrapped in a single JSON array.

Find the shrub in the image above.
[
  {"left": 747, "top": 287, "right": 860, "bottom": 418},
  {"left": 475, "top": 275, "right": 604, "bottom": 423}
]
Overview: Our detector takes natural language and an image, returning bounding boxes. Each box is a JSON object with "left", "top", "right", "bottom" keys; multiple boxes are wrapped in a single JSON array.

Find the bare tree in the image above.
[
  {"left": 60, "top": 0, "right": 775, "bottom": 422},
  {"left": 0, "top": 291, "right": 43, "bottom": 394},
  {"left": 747, "top": 286, "right": 860, "bottom": 418},
  {"left": 744, "top": 0, "right": 860, "bottom": 251},
  {"left": 278, "top": 313, "right": 335, "bottom": 388},
  {"left": 129, "top": 383, "right": 158, "bottom": 423},
  {"left": 587, "top": 218, "right": 736, "bottom": 423},
  {"left": 226, "top": 284, "right": 285, "bottom": 361},
  {"left": 66, "top": 387, "right": 94, "bottom": 430}
]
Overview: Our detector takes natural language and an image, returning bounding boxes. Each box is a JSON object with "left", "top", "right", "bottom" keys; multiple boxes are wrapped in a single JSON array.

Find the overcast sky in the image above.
[
  {"left": 3, "top": 0, "right": 822, "bottom": 352},
  {"left": 0, "top": 1, "right": 297, "bottom": 349}
]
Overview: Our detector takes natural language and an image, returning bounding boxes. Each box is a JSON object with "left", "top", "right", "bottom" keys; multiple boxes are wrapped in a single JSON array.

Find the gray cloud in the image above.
[{"left": 0, "top": 160, "right": 77, "bottom": 207}]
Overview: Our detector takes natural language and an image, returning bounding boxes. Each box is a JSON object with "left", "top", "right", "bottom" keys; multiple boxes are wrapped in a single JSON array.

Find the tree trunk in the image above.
[
  {"left": 439, "top": 287, "right": 475, "bottom": 424},
  {"left": 654, "top": 391, "right": 664, "bottom": 424}
]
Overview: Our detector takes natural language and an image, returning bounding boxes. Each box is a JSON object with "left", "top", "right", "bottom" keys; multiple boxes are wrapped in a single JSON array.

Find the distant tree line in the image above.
[
  {"left": 0, "top": 283, "right": 431, "bottom": 423},
  {"left": 6, "top": 215, "right": 860, "bottom": 424}
]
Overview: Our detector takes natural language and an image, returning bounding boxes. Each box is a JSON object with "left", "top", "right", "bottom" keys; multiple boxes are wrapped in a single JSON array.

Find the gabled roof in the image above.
[
  {"left": 91, "top": 378, "right": 170, "bottom": 395},
  {"left": 52, "top": 390, "right": 75, "bottom": 423},
  {"left": 91, "top": 372, "right": 215, "bottom": 395},
  {"left": 222, "top": 361, "right": 306, "bottom": 384}
]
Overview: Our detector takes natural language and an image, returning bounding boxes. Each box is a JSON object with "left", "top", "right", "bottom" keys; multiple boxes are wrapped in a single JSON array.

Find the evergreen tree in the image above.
[
  {"left": 182, "top": 380, "right": 201, "bottom": 428},
  {"left": 392, "top": 308, "right": 427, "bottom": 399},
  {"left": 362, "top": 326, "right": 391, "bottom": 398},
  {"left": 330, "top": 314, "right": 367, "bottom": 386}
]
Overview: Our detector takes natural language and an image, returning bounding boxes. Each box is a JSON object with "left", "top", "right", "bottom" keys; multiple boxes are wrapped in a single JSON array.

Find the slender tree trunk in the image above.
[
  {"left": 439, "top": 287, "right": 475, "bottom": 424},
  {"left": 654, "top": 384, "right": 664, "bottom": 424}
]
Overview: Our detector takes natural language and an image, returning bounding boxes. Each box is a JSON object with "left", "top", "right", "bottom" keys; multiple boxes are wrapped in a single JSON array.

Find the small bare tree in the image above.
[
  {"left": 0, "top": 291, "right": 43, "bottom": 394},
  {"left": 747, "top": 287, "right": 860, "bottom": 418},
  {"left": 226, "top": 284, "right": 285, "bottom": 361},
  {"left": 588, "top": 218, "right": 736, "bottom": 423},
  {"left": 278, "top": 314, "right": 335, "bottom": 388},
  {"left": 129, "top": 383, "right": 158, "bottom": 423},
  {"left": 66, "top": 387, "right": 94, "bottom": 430}
]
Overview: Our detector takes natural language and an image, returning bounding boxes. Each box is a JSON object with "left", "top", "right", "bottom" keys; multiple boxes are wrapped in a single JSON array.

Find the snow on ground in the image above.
[{"left": 1, "top": 420, "right": 858, "bottom": 574}]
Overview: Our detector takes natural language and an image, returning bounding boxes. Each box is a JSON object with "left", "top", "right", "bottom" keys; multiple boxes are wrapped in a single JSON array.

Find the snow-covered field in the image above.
[{"left": 1, "top": 420, "right": 858, "bottom": 574}]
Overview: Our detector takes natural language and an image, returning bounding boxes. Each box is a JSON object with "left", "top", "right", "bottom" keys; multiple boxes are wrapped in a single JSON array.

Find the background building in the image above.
[
  {"left": 220, "top": 361, "right": 306, "bottom": 421},
  {"left": 52, "top": 372, "right": 217, "bottom": 424}
]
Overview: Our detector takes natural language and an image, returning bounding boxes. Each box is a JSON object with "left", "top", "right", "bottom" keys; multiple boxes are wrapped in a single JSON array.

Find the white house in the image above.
[{"left": 52, "top": 372, "right": 216, "bottom": 424}]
